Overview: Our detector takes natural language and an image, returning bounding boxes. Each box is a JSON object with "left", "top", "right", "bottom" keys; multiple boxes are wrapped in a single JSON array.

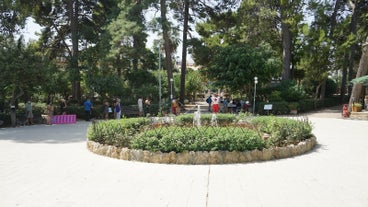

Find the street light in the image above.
[
  {"left": 253, "top": 77, "right": 258, "bottom": 115},
  {"left": 158, "top": 42, "right": 162, "bottom": 111}
]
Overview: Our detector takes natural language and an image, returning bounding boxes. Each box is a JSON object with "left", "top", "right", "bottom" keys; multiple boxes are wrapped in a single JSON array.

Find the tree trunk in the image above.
[
  {"left": 347, "top": 1, "right": 360, "bottom": 99},
  {"left": 281, "top": 5, "right": 292, "bottom": 81},
  {"left": 160, "top": 0, "right": 174, "bottom": 101},
  {"left": 321, "top": 0, "right": 342, "bottom": 100},
  {"left": 319, "top": 80, "right": 326, "bottom": 99},
  {"left": 10, "top": 86, "right": 23, "bottom": 127},
  {"left": 132, "top": 0, "right": 143, "bottom": 71},
  {"left": 348, "top": 37, "right": 368, "bottom": 112},
  {"left": 180, "top": 0, "right": 189, "bottom": 103},
  {"left": 69, "top": 0, "right": 80, "bottom": 101},
  {"left": 340, "top": 53, "right": 349, "bottom": 102}
]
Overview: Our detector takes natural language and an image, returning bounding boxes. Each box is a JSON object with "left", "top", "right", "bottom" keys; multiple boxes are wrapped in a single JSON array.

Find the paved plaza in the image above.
[{"left": 0, "top": 109, "right": 368, "bottom": 207}]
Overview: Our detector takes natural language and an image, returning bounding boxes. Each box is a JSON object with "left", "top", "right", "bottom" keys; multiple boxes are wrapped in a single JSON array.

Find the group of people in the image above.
[
  {"left": 44, "top": 98, "right": 68, "bottom": 125},
  {"left": 206, "top": 94, "right": 250, "bottom": 114},
  {"left": 101, "top": 97, "right": 151, "bottom": 120},
  {"left": 23, "top": 98, "right": 67, "bottom": 125},
  {"left": 23, "top": 96, "right": 152, "bottom": 125},
  {"left": 101, "top": 98, "right": 123, "bottom": 120},
  {"left": 137, "top": 97, "right": 151, "bottom": 117}
]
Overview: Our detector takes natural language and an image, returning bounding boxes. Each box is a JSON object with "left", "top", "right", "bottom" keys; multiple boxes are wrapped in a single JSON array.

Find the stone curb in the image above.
[{"left": 87, "top": 137, "right": 317, "bottom": 165}]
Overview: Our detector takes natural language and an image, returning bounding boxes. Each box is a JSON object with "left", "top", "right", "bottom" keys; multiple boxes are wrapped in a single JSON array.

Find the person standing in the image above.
[
  {"left": 138, "top": 97, "right": 143, "bottom": 117},
  {"left": 103, "top": 101, "right": 109, "bottom": 120},
  {"left": 144, "top": 97, "right": 151, "bottom": 115},
  {"left": 60, "top": 98, "right": 67, "bottom": 115},
  {"left": 46, "top": 101, "right": 54, "bottom": 125},
  {"left": 115, "top": 98, "right": 121, "bottom": 119},
  {"left": 206, "top": 95, "right": 212, "bottom": 112},
  {"left": 172, "top": 98, "right": 178, "bottom": 115},
  {"left": 211, "top": 94, "right": 220, "bottom": 113},
  {"left": 223, "top": 98, "right": 229, "bottom": 113},
  {"left": 84, "top": 98, "right": 93, "bottom": 121},
  {"left": 25, "top": 100, "right": 33, "bottom": 125}
]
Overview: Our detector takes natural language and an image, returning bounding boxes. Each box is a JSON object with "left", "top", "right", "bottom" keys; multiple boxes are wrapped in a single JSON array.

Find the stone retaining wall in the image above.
[{"left": 87, "top": 137, "right": 317, "bottom": 165}]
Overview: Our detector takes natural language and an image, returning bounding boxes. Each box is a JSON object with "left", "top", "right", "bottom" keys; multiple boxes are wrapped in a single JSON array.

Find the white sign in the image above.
[{"left": 264, "top": 104, "right": 273, "bottom": 110}]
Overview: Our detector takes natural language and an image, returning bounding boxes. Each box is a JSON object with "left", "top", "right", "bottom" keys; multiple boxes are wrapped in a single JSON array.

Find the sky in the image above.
[{"left": 21, "top": 18, "right": 42, "bottom": 43}]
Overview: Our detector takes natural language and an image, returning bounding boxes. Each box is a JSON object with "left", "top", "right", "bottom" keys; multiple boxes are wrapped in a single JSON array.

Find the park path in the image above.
[{"left": 0, "top": 109, "right": 368, "bottom": 207}]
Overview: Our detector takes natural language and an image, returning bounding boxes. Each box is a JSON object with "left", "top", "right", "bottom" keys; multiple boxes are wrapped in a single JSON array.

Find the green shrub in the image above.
[
  {"left": 87, "top": 117, "right": 150, "bottom": 147},
  {"left": 257, "top": 101, "right": 289, "bottom": 115},
  {"left": 251, "top": 116, "right": 313, "bottom": 146},
  {"left": 130, "top": 126, "right": 264, "bottom": 153},
  {"left": 325, "top": 78, "right": 338, "bottom": 97},
  {"left": 87, "top": 115, "right": 314, "bottom": 152}
]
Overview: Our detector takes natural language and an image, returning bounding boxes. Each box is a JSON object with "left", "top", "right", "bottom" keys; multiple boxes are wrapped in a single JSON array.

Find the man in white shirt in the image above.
[{"left": 138, "top": 97, "right": 143, "bottom": 116}]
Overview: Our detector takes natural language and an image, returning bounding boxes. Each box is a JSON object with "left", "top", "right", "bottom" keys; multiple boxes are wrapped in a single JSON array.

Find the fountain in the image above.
[
  {"left": 211, "top": 113, "right": 218, "bottom": 126},
  {"left": 193, "top": 105, "right": 201, "bottom": 127}
]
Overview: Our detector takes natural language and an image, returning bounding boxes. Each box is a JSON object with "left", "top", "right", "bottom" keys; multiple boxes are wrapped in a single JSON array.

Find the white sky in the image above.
[{"left": 22, "top": 18, "right": 42, "bottom": 42}]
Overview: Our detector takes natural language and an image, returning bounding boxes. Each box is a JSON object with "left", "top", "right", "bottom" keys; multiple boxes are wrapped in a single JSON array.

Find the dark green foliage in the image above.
[
  {"left": 204, "top": 44, "right": 280, "bottom": 93},
  {"left": 87, "top": 117, "right": 149, "bottom": 147},
  {"left": 277, "top": 80, "right": 307, "bottom": 102},
  {"left": 325, "top": 78, "right": 338, "bottom": 97},
  {"left": 257, "top": 101, "right": 290, "bottom": 115},
  {"left": 297, "top": 99, "right": 316, "bottom": 112},
  {"left": 251, "top": 116, "right": 313, "bottom": 146},
  {"left": 131, "top": 126, "right": 264, "bottom": 153},
  {"left": 87, "top": 115, "right": 314, "bottom": 153},
  {"left": 257, "top": 96, "right": 341, "bottom": 115}
]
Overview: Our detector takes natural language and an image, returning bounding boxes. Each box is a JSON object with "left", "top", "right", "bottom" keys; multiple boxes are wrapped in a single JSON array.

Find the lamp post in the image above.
[
  {"left": 158, "top": 42, "right": 162, "bottom": 111},
  {"left": 170, "top": 78, "right": 174, "bottom": 114},
  {"left": 253, "top": 77, "right": 258, "bottom": 115}
]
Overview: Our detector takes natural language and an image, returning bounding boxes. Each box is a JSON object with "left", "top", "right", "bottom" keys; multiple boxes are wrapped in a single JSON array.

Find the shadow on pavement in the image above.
[{"left": 0, "top": 122, "right": 91, "bottom": 144}]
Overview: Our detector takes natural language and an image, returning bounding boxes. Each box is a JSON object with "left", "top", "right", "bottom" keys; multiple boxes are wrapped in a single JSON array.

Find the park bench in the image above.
[{"left": 122, "top": 105, "right": 140, "bottom": 117}]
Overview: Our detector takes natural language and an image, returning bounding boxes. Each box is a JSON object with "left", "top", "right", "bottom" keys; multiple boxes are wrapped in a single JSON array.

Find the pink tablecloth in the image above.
[{"left": 52, "top": 115, "right": 77, "bottom": 124}]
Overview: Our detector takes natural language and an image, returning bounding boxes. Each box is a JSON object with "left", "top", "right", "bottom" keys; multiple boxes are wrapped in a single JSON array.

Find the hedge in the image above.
[{"left": 87, "top": 115, "right": 313, "bottom": 153}]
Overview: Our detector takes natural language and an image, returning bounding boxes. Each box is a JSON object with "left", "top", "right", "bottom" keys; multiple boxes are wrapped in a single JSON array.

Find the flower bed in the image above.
[{"left": 87, "top": 114, "right": 316, "bottom": 164}]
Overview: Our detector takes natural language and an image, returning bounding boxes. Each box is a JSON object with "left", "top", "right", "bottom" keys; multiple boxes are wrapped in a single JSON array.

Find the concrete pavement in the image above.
[{"left": 1, "top": 111, "right": 368, "bottom": 207}]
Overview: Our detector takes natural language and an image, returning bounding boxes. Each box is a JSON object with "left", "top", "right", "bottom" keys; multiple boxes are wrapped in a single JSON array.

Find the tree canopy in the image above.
[{"left": 1, "top": 0, "right": 368, "bottom": 114}]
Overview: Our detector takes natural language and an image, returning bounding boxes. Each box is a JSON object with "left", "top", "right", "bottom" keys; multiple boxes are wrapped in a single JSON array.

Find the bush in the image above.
[
  {"left": 130, "top": 126, "right": 264, "bottom": 153},
  {"left": 87, "top": 115, "right": 314, "bottom": 153},
  {"left": 257, "top": 101, "right": 289, "bottom": 115},
  {"left": 251, "top": 116, "right": 313, "bottom": 146},
  {"left": 87, "top": 117, "right": 149, "bottom": 146}
]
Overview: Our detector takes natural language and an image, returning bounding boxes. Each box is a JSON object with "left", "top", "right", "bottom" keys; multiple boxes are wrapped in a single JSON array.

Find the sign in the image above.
[{"left": 264, "top": 104, "right": 273, "bottom": 110}]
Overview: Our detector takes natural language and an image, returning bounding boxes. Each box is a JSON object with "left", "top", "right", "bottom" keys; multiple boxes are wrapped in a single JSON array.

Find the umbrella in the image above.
[{"left": 350, "top": 75, "right": 368, "bottom": 86}]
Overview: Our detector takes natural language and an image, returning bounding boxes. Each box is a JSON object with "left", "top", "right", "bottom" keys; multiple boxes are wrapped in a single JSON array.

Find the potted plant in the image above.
[{"left": 352, "top": 102, "right": 362, "bottom": 112}]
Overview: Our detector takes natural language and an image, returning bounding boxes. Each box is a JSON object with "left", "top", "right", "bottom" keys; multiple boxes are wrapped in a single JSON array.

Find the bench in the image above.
[{"left": 122, "top": 106, "right": 140, "bottom": 117}]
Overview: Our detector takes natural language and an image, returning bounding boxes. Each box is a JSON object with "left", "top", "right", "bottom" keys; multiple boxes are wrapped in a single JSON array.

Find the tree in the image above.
[
  {"left": 172, "top": 0, "right": 240, "bottom": 103},
  {"left": 160, "top": 0, "right": 175, "bottom": 100},
  {"left": 106, "top": 0, "right": 150, "bottom": 74},
  {"left": 0, "top": 38, "right": 50, "bottom": 126},
  {"left": 185, "top": 69, "right": 204, "bottom": 102},
  {"left": 348, "top": 36, "right": 368, "bottom": 112},
  {"left": 298, "top": 1, "right": 335, "bottom": 99},
  {"left": 30, "top": 0, "right": 108, "bottom": 101},
  {"left": 0, "top": 0, "right": 29, "bottom": 37},
  {"left": 205, "top": 44, "right": 280, "bottom": 95},
  {"left": 237, "top": 0, "right": 280, "bottom": 49}
]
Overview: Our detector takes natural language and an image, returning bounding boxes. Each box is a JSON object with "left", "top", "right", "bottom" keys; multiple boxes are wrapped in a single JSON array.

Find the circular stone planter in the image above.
[{"left": 87, "top": 137, "right": 317, "bottom": 165}]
